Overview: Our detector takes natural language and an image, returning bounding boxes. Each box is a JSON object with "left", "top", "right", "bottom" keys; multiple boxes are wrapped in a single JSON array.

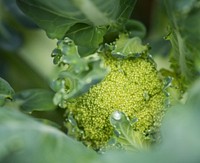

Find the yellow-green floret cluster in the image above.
[{"left": 66, "top": 53, "right": 166, "bottom": 150}]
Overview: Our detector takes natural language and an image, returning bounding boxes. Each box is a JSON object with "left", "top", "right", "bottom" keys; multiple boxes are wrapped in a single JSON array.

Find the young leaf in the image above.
[
  {"left": 51, "top": 38, "right": 109, "bottom": 108},
  {"left": 164, "top": 0, "right": 200, "bottom": 86},
  {"left": 111, "top": 34, "right": 149, "bottom": 58},
  {"left": 14, "top": 89, "right": 56, "bottom": 113},
  {"left": 0, "top": 108, "right": 98, "bottom": 163},
  {"left": 108, "top": 111, "right": 150, "bottom": 151},
  {"left": 66, "top": 24, "right": 107, "bottom": 56},
  {"left": 16, "top": 0, "right": 121, "bottom": 39},
  {"left": 0, "top": 77, "right": 15, "bottom": 106}
]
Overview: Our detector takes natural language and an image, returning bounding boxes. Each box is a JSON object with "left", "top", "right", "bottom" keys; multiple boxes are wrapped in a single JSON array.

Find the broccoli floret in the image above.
[{"left": 66, "top": 52, "right": 166, "bottom": 150}]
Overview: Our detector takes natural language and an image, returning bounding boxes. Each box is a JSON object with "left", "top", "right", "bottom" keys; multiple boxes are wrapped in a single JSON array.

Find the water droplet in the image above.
[
  {"left": 108, "top": 138, "right": 117, "bottom": 146},
  {"left": 164, "top": 90, "right": 170, "bottom": 97},
  {"left": 147, "top": 54, "right": 157, "bottom": 67},
  {"left": 68, "top": 114, "right": 77, "bottom": 126},
  {"left": 71, "top": 128, "right": 76, "bottom": 133},
  {"left": 98, "top": 148, "right": 106, "bottom": 154},
  {"left": 86, "top": 78, "right": 92, "bottom": 84},
  {"left": 164, "top": 77, "right": 172, "bottom": 88},
  {"left": 143, "top": 91, "right": 150, "bottom": 101},
  {"left": 51, "top": 49, "right": 60, "bottom": 57},
  {"left": 114, "top": 130, "right": 121, "bottom": 137},
  {"left": 62, "top": 58, "right": 68, "bottom": 64},
  {"left": 112, "top": 111, "right": 122, "bottom": 120},
  {"left": 133, "top": 53, "right": 141, "bottom": 58},
  {"left": 111, "top": 52, "right": 125, "bottom": 58},
  {"left": 63, "top": 37, "right": 73, "bottom": 45},
  {"left": 146, "top": 129, "right": 155, "bottom": 135},
  {"left": 165, "top": 98, "right": 171, "bottom": 107},
  {"left": 130, "top": 117, "right": 138, "bottom": 125}
]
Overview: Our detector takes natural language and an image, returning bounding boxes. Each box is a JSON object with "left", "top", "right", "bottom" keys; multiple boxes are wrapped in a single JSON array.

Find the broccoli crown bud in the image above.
[{"left": 66, "top": 53, "right": 166, "bottom": 150}]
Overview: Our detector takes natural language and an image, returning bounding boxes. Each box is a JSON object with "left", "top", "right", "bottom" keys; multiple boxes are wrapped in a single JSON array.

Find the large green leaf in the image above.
[
  {"left": 16, "top": 0, "right": 137, "bottom": 55},
  {"left": 164, "top": 0, "right": 200, "bottom": 87},
  {"left": 16, "top": 0, "right": 120, "bottom": 39},
  {"left": 0, "top": 108, "right": 98, "bottom": 163},
  {"left": 1, "top": 95, "right": 200, "bottom": 162},
  {"left": 65, "top": 23, "right": 107, "bottom": 56},
  {"left": 14, "top": 89, "right": 56, "bottom": 113},
  {"left": 0, "top": 77, "right": 15, "bottom": 106}
]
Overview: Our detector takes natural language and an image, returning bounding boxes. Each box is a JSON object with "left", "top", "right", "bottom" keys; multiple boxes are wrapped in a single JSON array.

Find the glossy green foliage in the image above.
[
  {"left": 16, "top": 0, "right": 138, "bottom": 56},
  {"left": 16, "top": 0, "right": 137, "bottom": 39}
]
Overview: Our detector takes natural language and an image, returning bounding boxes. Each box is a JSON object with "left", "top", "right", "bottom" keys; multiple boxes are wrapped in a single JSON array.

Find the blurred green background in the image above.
[{"left": 0, "top": 0, "right": 57, "bottom": 91}]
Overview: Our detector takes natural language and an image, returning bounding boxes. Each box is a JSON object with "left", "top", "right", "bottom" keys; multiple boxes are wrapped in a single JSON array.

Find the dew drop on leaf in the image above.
[
  {"left": 51, "top": 49, "right": 60, "bottom": 57},
  {"left": 112, "top": 111, "right": 122, "bottom": 120},
  {"left": 143, "top": 91, "right": 150, "bottom": 101},
  {"left": 63, "top": 37, "right": 73, "bottom": 45},
  {"left": 165, "top": 98, "right": 171, "bottom": 107},
  {"left": 164, "top": 90, "right": 170, "bottom": 97},
  {"left": 110, "top": 111, "right": 124, "bottom": 128},
  {"left": 114, "top": 130, "right": 121, "bottom": 137},
  {"left": 163, "top": 76, "right": 172, "bottom": 89},
  {"left": 68, "top": 113, "right": 77, "bottom": 126},
  {"left": 130, "top": 117, "right": 138, "bottom": 125}
]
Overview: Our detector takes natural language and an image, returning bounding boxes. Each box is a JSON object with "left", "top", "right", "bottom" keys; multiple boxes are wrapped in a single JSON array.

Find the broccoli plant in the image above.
[
  {"left": 63, "top": 34, "right": 168, "bottom": 150},
  {"left": 1, "top": 0, "right": 200, "bottom": 162}
]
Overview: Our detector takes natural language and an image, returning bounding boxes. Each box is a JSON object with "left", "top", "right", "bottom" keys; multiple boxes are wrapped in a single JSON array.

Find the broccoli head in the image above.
[{"left": 66, "top": 50, "right": 167, "bottom": 150}]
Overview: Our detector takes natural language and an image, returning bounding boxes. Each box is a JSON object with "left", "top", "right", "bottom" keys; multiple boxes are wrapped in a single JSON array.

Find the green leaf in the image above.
[
  {"left": 108, "top": 111, "right": 150, "bottom": 151},
  {"left": 66, "top": 24, "right": 107, "bottom": 56},
  {"left": 157, "top": 104, "right": 200, "bottom": 163},
  {"left": 16, "top": 0, "right": 121, "bottom": 39},
  {"left": 124, "top": 19, "right": 146, "bottom": 38},
  {"left": 164, "top": 0, "right": 200, "bottom": 86},
  {"left": 14, "top": 89, "right": 56, "bottom": 113},
  {"left": 51, "top": 38, "right": 109, "bottom": 108},
  {"left": 119, "top": 0, "right": 137, "bottom": 18},
  {"left": 111, "top": 34, "right": 149, "bottom": 58},
  {"left": 0, "top": 77, "right": 15, "bottom": 106},
  {"left": 0, "top": 108, "right": 98, "bottom": 163}
]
